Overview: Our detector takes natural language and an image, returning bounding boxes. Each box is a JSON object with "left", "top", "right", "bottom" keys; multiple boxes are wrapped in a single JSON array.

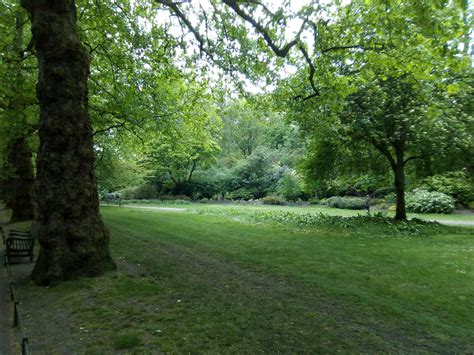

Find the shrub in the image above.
[
  {"left": 372, "top": 198, "right": 391, "bottom": 210},
  {"left": 422, "top": 171, "right": 473, "bottom": 206},
  {"left": 227, "top": 188, "right": 257, "bottom": 200},
  {"left": 118, "top": 186, "right": 138, "bottom": 200},
  {"left": 406, "top": 188, "right": 455, "bottom": 214},
  {"left": 117, "top": 184, "right": 158, "bottom": 200},
  {"left": 261, "top": 196, "right": 285, "bottom": 205},
  {"left": 372, "top": 187, "right": 396, "bottom": 198},
  {"left": 325, "top": 196, "right": 366, "bottom": 210},
  {"left": 324, "top": 173, "right": 390, "bottom": 197},
  {"left": 309, "top": 198, "right": 320, "bottom": 205},
  {"left": 134, "top": 184, "right": 158, "bottom": 199},
  {"left": 385, "top": 193, "right": 397, "bottom": 204},
  {"left": 275, "top": 171, "right": 305, "bottom": 201}
]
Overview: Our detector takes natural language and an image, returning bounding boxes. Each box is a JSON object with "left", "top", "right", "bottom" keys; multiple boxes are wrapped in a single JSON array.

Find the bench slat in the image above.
[{"left": 5, "top": 228, "right": 35, "bottom": 262}]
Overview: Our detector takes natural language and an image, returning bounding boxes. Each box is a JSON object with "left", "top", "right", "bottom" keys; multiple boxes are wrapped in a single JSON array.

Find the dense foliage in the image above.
[
  {"left": 324, "top": 196, "right": 367, "bottom": 210},
  {"left": 1, "top": 0, "right": 472, "bottom": 245},
  {"left": 406, "top": 189, "right": 455, "bottom": 214},
  {"left": 421, "top": 171, "right": 473, "bottom": 207}
]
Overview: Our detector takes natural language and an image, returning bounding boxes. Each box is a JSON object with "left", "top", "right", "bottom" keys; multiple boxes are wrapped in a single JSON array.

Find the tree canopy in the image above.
[{"left": 0, "top": 0, "right": 472, "bottom": 283}]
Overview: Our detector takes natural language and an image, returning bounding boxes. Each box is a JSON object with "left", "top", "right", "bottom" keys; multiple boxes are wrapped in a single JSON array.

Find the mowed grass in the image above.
[{"left": 19, "top": 206, "right": 474, "bottom": 353}]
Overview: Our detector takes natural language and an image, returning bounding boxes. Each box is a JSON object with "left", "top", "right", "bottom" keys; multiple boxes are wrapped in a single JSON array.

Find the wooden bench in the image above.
[{"left": 5, "top": 228, "right": 35, "bottom": 263}]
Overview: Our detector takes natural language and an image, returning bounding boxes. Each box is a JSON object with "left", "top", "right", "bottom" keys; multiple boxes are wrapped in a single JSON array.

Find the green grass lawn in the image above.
[{"left": 18, "top": 206, "right": 474, "bottom": 353}]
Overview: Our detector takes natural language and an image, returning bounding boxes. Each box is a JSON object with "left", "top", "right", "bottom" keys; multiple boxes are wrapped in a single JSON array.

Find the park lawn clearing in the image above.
[
  {"left": 120, "top": 200, "right": 474, "bottom": 223},
  {"left": 16, "top": 206, "right": 474, "bottom": 353}
]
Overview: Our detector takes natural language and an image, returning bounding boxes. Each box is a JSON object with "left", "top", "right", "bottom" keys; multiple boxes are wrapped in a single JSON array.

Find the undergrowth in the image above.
[{"left": 194, "top": 208, "right": 451, "bottom": 237}]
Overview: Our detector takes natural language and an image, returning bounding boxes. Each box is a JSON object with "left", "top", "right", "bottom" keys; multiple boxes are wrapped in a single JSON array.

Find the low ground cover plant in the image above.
[{"left": 194, "top": 207, "right": 447, "bottom": 237}]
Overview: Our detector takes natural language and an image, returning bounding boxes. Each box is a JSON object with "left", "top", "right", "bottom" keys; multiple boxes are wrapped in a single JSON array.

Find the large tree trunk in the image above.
[
  {"left": 5, "top": 137, "right": 35, "bottom": 222},
  {"left": 393, "top": 149, "right": 407, "bottom": 221},
  {"left": 22, "top": 0, "right": 115, "bottom": 285}
]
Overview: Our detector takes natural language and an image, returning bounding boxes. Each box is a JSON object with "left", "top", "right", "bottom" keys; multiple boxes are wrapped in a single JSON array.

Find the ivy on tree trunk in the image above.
[{"left": 21, "top": 0, "right": 115, "bottom": 285}]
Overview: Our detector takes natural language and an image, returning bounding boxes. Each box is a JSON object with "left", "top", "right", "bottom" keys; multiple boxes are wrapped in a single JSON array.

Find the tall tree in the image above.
[
  {"left": 21, "top": 0, "right": 115, "bottom": 284},
  {"left": 142, "top": 83, "right": 221, "bottom": 195},
  {"left": 340, "top": 76, "right": 445, "bottom": 219},
  {"left": 278, "top": 0, "right": 472, "bottom": 219}
]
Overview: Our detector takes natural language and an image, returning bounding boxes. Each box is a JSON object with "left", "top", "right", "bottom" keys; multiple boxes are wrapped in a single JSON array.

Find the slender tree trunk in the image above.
[
  {"left": 393, "top": 149, "right": 407, "bottom": 220},
  {"left": 6, "top": 137, "right": 35, "bottom": 222},
  {"left": 21, "top": 0, "right": 115, "bottom": 285}
]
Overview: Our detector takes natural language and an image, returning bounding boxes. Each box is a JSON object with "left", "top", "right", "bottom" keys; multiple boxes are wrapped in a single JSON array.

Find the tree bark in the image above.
[
  {"left": 21, "top": 0, "right": 115, "bottom": 285},
  {"left": 393, "top": 149, "right": 407, "bottom": 220},
  {"left": 5, "top": 137, "right": 35, "bottom": 222}
]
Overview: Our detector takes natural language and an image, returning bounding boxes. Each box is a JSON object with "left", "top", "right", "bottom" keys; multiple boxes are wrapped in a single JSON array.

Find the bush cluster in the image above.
[
  {"left": 324, "top": 196, "right": 366, "bottom": 210},
  {"left": 226, "top": 188, "right": 257, "bottom": 200},
  {"left": 406, "top": 189, "right": 454, "bottom": 214},
  {"left": 421, "top": 171, "right": 473, "bottom": 207},
  {"left": 261, "top": 196, "right": 285, "bottom": 205}
]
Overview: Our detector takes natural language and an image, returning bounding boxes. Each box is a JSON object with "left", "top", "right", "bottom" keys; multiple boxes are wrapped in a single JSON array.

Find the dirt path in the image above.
[{"left": 418, "top": 219, "right": 474, "bottom": 227}]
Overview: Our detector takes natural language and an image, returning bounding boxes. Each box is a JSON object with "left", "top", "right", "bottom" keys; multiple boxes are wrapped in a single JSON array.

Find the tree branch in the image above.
[
  {"left": 369, "top": 138, "right": 396, "bottom": 172},
  {"left": 91, "top": 122, "right": 127, "bottom": 137},
  {"left": 187, "top": 159, "right": 197, "bottom": 182},
  {"left": 403, "top": 154, "right": 430, "bottom": 166},
  {"left": 321, "top": 43, "right": 385, "bottom": 54},
  {"left": 222, "top": 0, "right": 300, "bottom": 58},
  {"left": 297, "top": 43, "right": 320, "bottom": 99},
  {"left": 168, "top": 170, "right": 178, "bottom": 185},
  {"left": 156, "top": 0, "right": 320, "bottom": 99},
  {"left": 156, "top": 0, "right": 213, "bottom": 58}
]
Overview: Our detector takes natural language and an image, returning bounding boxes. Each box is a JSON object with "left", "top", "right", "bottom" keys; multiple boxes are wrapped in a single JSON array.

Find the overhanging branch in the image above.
[
  {"left": 222, "top": 0, "right": 300, "bottom": 58},
  {"left": 403, "top": 154, "right": 430, "bottom": 166},
  {"left": 91, "top": 122, "right": 127, "bottom": 137},
  {"left": 321, "top": 43, "right": 385, "bottom": 54},
  {"left": 156, "top": 0, "right": 213, "bottom": 58}
]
